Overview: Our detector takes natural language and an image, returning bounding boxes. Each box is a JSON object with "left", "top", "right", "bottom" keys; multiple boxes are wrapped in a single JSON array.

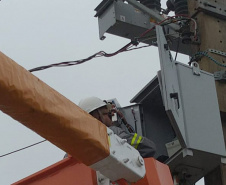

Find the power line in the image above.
[
  {"left": 1, "top": 41, "right": 150, "bottom": 158},
  {"left": 28, "top": 43, "right": 152, "bottom": 73},
  {"left": 28, "top": 15, "right": 196, "bottom": 73},
  {"left": 0, "top": 140, "right": 47, "bottom": 158},
  {"left": 29, "top": 41, "right": 140, "bottom": 72}
]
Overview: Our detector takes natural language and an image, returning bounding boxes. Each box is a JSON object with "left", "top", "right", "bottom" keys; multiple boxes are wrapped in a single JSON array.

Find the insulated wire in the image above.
[
  {"left": 29, "top": 42, "right": 134, "bottom": 72},
  {"left": 190, "top": 51, "right": 226, "bottom": 68},
  {"left": 139, "top": 32, "right": 179, "bottom": 43},
  {"left": 29, "top": 15, "right": 197, "bottom": 73},
  {"left": 0, "top": 45, "right": 152, "bottom": 157},
  {"left": 0, "top": 140, "right": 47, "bottom": 158},
  {"left": 175, "top": 37, "right": 180, "bottom": 61},
  {"left": 139, "top": 15, "right": 197, "bottom": 39},
  {"left": 29, "top": 42, "right": 150, "bottom": 72}
]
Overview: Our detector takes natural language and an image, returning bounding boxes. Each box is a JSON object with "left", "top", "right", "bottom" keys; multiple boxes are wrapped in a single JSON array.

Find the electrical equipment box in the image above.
[
  {"left": 94, "top": 0, "right": 192, "bottom": 56},
  {"left": 97, "top": 2, "right": 226, "bottom": 182},
  {"left": 129, "top": 26, "right": 226, "bottom": 184},
  {"left": 120, "top": 104, "right": 143, "bottom": 136},
  {"left": 130, "top": 76, "right": 177, "bottom": 160},
  {"left": 107, "top": 98, "right": 143, "bottom": 136}
]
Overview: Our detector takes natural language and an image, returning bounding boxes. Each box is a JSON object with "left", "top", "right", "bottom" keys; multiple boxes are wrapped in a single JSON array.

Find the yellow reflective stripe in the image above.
[
  {"left": 108, "top": 136, "right": 111, "bottom": 147},
  {"left": 131, "top": 133, "right": 137, "bottom": 146},
  {"left": 135, "top": 136, "right": 142, "bottom": 149}
]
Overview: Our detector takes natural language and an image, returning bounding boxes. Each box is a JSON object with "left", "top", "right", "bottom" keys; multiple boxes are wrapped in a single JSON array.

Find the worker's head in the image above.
[{"left": 78, "top": 96, "right": 113, "bottom": 127}]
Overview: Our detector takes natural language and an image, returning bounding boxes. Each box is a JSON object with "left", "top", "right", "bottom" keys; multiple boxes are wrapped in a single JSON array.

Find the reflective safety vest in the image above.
[{"left": 109, "top": 126, "right": 156, "bottom": 158}]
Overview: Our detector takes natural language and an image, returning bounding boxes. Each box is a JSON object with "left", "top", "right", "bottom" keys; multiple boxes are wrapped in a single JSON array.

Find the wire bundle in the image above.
[
  {"left": 190, "top": 51, "right": 226, "bottom": 68},
  {"left": 29, "top": 41, "right": 140, "bottom": 72},
  {"left": 29, "top": 15, "right": 197, "bottom": 73}
]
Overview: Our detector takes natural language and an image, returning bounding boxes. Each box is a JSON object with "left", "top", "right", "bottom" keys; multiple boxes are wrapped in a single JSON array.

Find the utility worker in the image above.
[{"left": 79, "top": 96, "right": 156, "bottom": 158}]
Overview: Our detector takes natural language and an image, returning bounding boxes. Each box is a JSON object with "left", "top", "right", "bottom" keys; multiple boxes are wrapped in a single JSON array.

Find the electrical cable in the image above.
[
  {"left": 139, "top": 15, "right": 197, "bottom": 38},
  {"left": 29, "top": 42, "right": 151, "bottom": 72},
  {"left": 138, "top": 32, "right": 179, "bottom": 44},
  {"left": 29, "top": 15, "right": 197, "bottom": 73},
  {"left": 126, "top": 44, "right": 151, "bottom": 51},
  {"left": 4, "top": 28, "right": 150, "bottom": 158},
  {"left": 139, "top": 15, "right": 197, "bottom": 40},
  {"left": 29, "top": 42, "right": 134, "bottom": 72},
  {"left": 0, "top": 140, "right": 47, "bottom": 158},
  {"left": 189, "top": 51, "right": 226, "bottom": 67},
  {"left": 28, "top": 15, "right": 197, "bottom": 73},
  {"left": 131, "top": 108, "right": 137, "bottom": 133},
  {"left": 174, "top": 37, "right": 180, "bottom": 61}
]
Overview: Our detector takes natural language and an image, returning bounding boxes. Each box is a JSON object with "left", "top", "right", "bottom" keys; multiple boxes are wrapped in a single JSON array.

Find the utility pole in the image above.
[{"left": 187, "top": 0, "right": 226, "bottom": 184}]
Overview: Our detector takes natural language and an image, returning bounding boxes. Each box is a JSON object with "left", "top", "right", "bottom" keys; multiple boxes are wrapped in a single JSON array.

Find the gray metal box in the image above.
[
  {"left": 120, "top": 104, "right": 143, "bottom": 136},
  {"left": 95, "top": 0, "right": 192, "bottom": 55},
  {"left": 106, "top": 98, "right": 143, "bottom": 135},
  {"left": 130, "top": 26, "right": 226, "bottom": 184},
  {"left": 156, "top": 25, "right": 225, "bottom": 156},
  {"left": 96, "top": 0, "right": 154, "bottom": 40},
  {"left": 131, "top": 76, "right": 179, "bottom": 159}
]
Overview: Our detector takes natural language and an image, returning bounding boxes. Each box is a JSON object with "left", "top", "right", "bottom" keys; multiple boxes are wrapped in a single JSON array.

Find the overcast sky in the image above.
[{"left": 0, "top": 0, "right": 204, "bottom": 184}]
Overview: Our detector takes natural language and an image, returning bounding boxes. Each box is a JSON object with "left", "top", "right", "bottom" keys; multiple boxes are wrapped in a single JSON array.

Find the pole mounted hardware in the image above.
[
  {"left": 170, "top": 93, "right": 180, "bottom": 109},
  {"left": 192, "top": 0, "right": 226, "bottom": 20},
  {"left": 192, "top": 62, "right": 201, "bottom": 76},
  {"left": 209, "top": 49, "right": 226, "bottom": 82},
  {"left": 214, "top": 71, "right": 226, "bottom": 82},
  {"left": 94, "top": 0, "right": 193, "bottom": 56},
  {"left": 208, "top": 49, "right": 226, "bottom": 58}
]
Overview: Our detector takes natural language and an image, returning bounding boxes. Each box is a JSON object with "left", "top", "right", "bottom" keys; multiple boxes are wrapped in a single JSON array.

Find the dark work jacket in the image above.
[{"left": 109, "top": 125, "right": 156, "bottom": 158}]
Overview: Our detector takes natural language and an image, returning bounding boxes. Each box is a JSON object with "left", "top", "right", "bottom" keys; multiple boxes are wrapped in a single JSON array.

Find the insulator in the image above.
[
  {"left": 137, "top": 0, "right": 161, "bottom": 12},
  {"left": 166, "top": 0, "right": 175, "bottom": 12},
  {"left": 174, "top": 0, "right": 188, "bottom": 15}
]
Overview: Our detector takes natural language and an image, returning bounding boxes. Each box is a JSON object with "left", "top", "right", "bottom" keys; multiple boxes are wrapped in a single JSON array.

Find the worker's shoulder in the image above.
[
  {"left": 109, "top": 125, "right": 122, "bottom": 131},
  {"left": 109, "top": 125, "right": 125, "bottom": 134}
]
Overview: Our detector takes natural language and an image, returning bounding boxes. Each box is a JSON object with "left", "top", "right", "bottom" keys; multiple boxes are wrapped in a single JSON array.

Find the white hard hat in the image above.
[{"left": 78, "top": 96, "right": 107, "bottom": 113}]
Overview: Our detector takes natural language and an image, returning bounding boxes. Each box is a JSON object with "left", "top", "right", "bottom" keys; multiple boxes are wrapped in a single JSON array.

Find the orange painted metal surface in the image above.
[
  {"left": 13, "top": 157, "right": 173, "bottom": 185},
  {"left": 12, "top": 157, "right": 97, "bottom": 185},
  {"left": 0, "top": 51, "right": 109, "bottom": 166},
  {"left": 117, "top": 158, "right": 174, "bottom": 185}
]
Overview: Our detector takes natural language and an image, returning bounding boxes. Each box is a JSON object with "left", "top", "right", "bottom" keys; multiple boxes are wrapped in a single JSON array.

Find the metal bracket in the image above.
[
  {"left": 209, "top": 49, "right": 226, "bottom": 58},
  {"left": 195, "top": 0, "right": 226, "bottom": 20},
  {"left": 96, "top": 171, "right": 111, "bottom": 185},
  {"left": 94, "top": 0, "right": 114, "bottom": 17},
  {"left": 214, "top": 70, "right": 226, "bottom": 82},
  {"left": 90, "top": 128, "right": 146, "bottom": 183},
  {"left": 221, "top": 158, "right": 226, "bottom": 165},
  {"left": 192, "top": 62, "right": 201, "bottom": 76},
  {"left": 182, "top": 149, "right": 193, "bottom": 158},
  {"left": 125, "top": 0, "right": 180, "bottom": 32}
]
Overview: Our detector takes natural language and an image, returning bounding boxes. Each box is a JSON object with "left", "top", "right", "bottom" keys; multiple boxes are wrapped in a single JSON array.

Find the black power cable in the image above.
[
  {"left": 29, "top": 15, "right": 197, "bottom": 73},
  {"left": 29, "top": 41, "right": 139, "bottom": 72},
  {"left": 0, "top": 140, "right": 46, "bottom": 158}
]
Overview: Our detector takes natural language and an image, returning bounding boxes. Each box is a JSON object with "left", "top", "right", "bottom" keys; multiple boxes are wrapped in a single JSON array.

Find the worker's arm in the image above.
[{"left": 109, "top": 125, "right": 156, "bottom": 158}]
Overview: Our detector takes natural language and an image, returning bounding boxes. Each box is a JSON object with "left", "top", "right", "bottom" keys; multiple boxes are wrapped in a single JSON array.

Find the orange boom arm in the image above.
[{"left": 0, "top": 51, "right": 109, "bottom": 166}]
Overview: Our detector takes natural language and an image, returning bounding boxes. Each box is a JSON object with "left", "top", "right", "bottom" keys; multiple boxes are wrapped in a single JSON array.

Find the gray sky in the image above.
[{"left": 0, "top": 0, "right": 204, "bottom": 184}]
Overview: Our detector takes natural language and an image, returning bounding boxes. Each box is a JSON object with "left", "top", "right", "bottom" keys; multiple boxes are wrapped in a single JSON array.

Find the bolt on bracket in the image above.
[
  {"left": 192, "top": 62, "right": 201, "bottom": 76},
  {"left": 194, "top": 0, "right": 226, "bottom": 20},
  {"left": 214, "top": 70, "right": 226, "bottom": 82},
  {"left": 208, "top": 49, "right": 226, "bottom": 58}
]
